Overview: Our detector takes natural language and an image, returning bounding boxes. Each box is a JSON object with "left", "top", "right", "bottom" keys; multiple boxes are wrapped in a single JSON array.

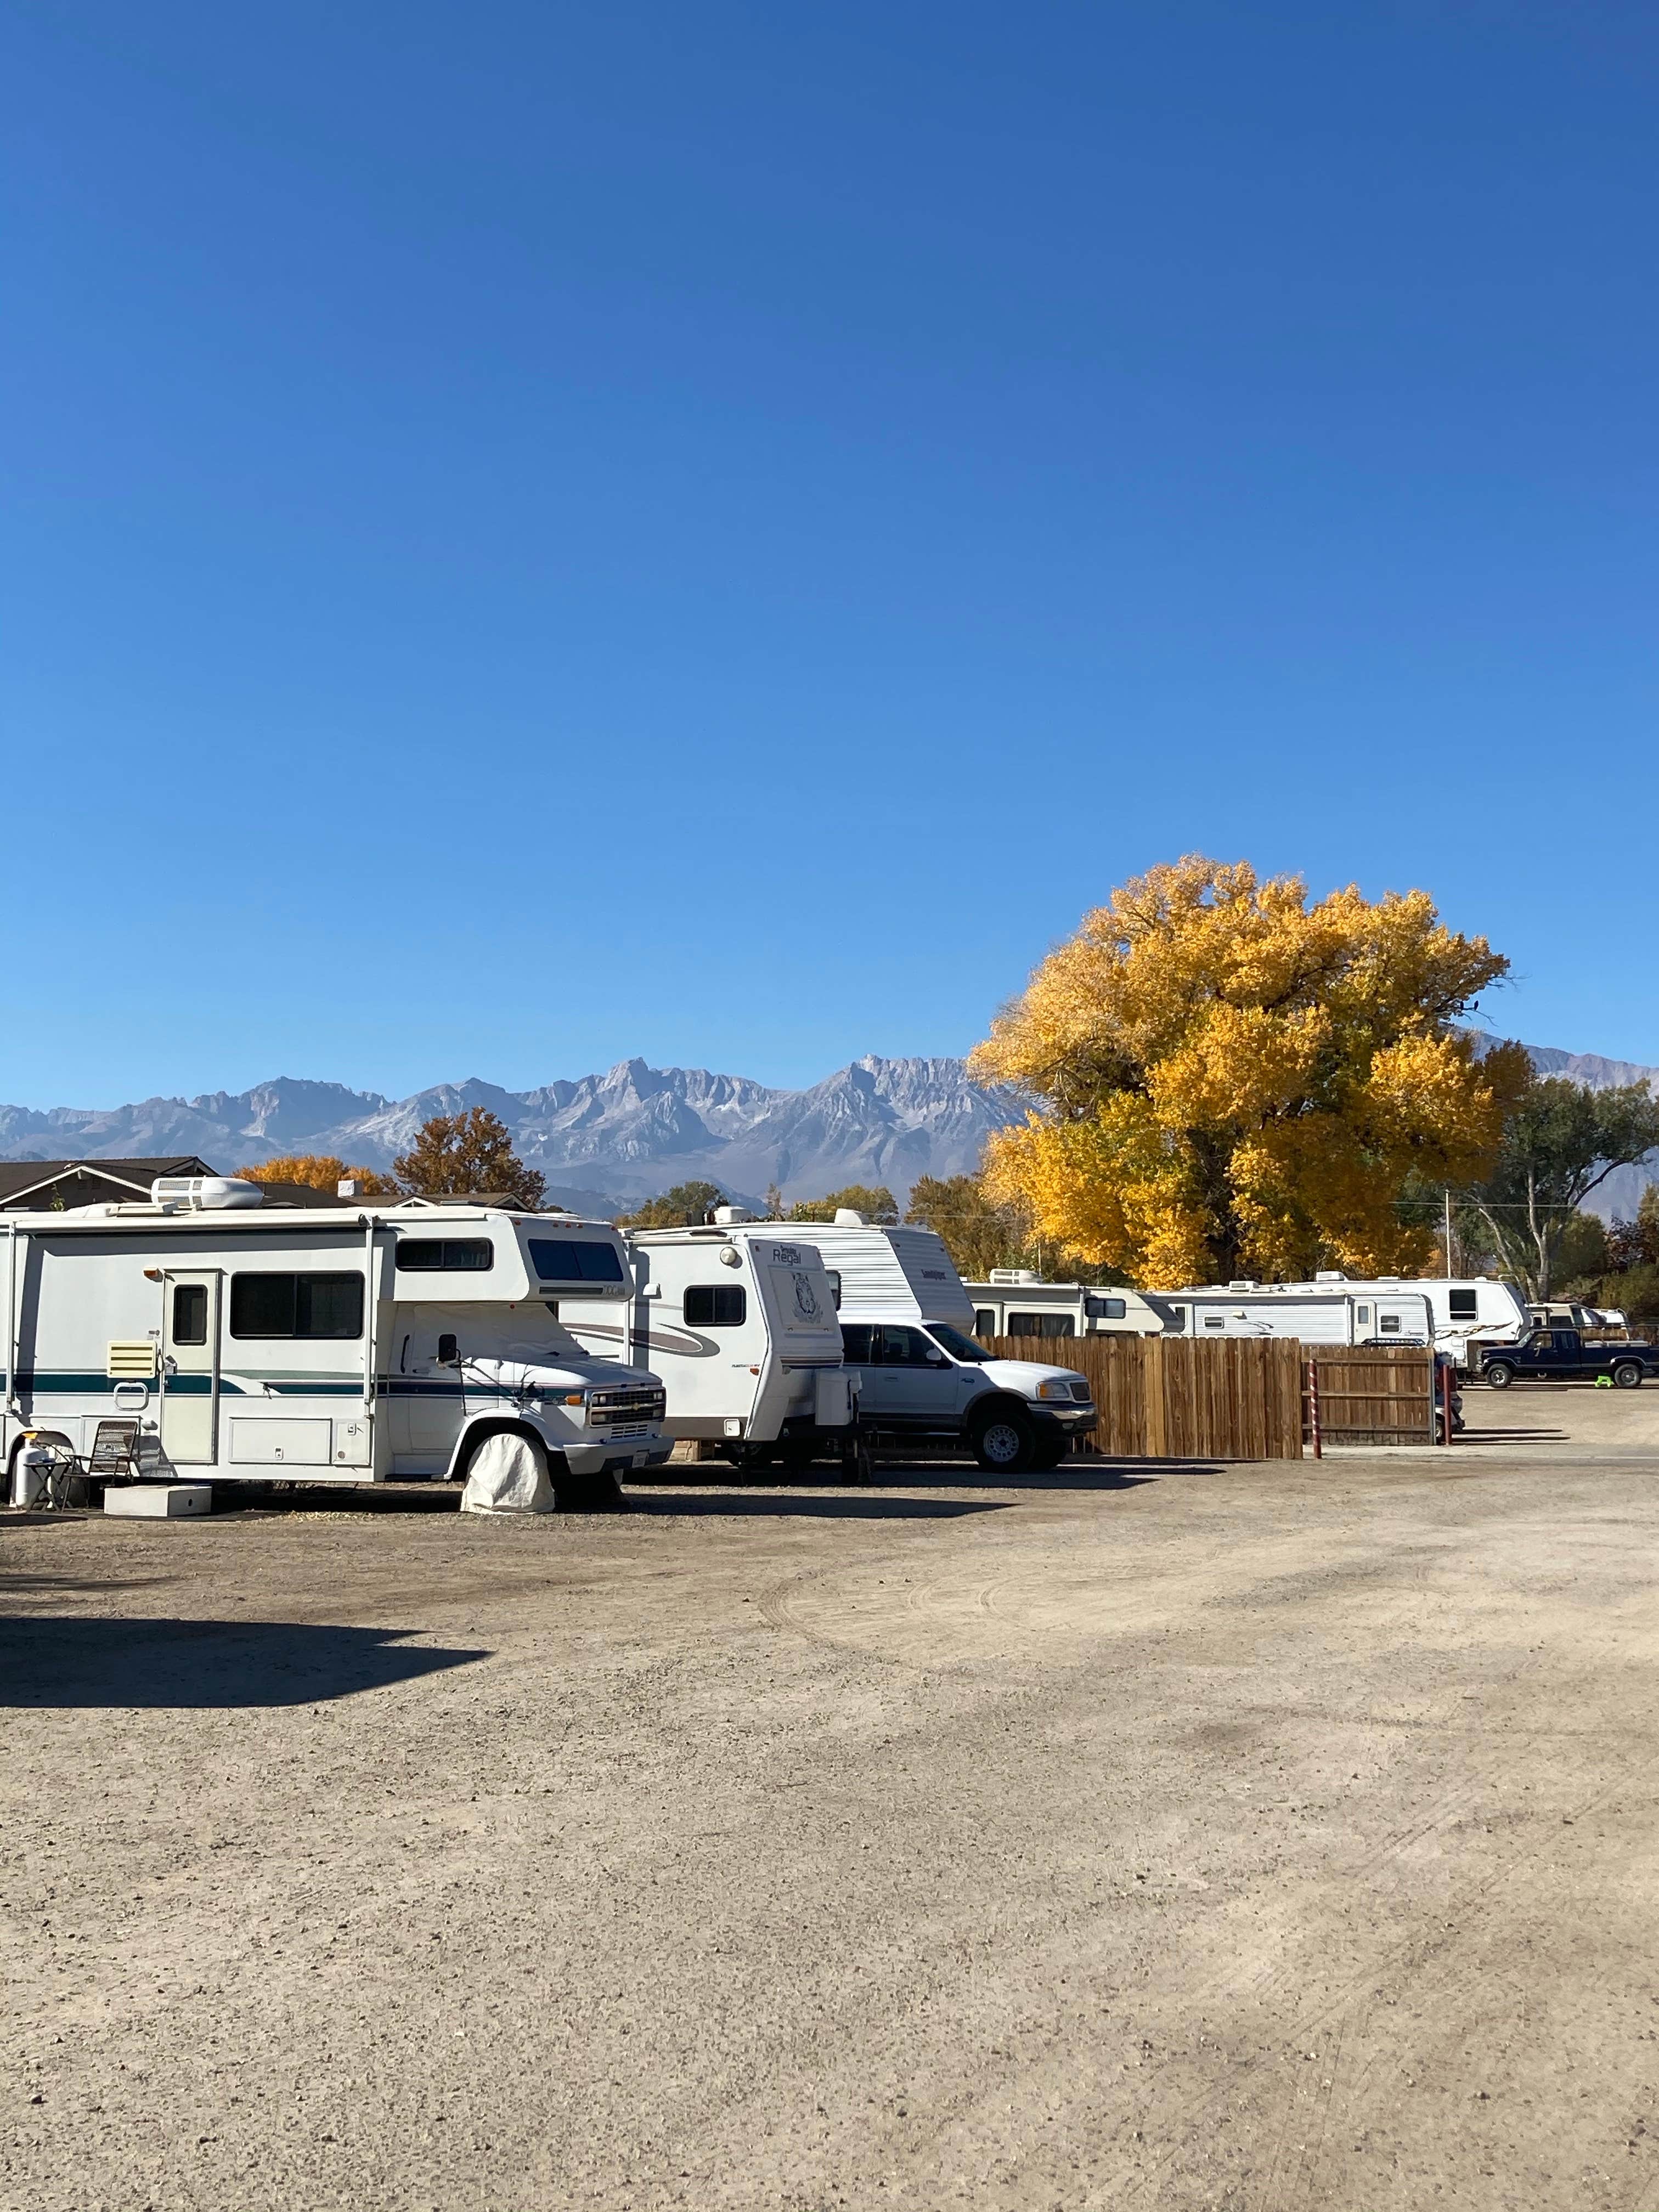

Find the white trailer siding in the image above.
[{"left": 806, "top": 1227, "right": 975, "bottom": 1328}]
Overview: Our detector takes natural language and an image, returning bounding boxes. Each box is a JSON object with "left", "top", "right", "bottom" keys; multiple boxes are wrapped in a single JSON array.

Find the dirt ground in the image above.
[{"left": 4, "top": 1392, "right": 1658, "bottom": 2211}]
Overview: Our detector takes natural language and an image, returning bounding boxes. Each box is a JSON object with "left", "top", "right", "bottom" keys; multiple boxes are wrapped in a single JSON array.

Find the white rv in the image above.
[
  {"left": 560, "top": 1218, "right": 856, "bottom": 1471},
  {"left": 762, "top": 1213, "right": 1098, "bottom": 1473},
  {"left": 1, "top": 1179, "right": 669, "bottom": 1502},
  {"left": 965, "top": 1271, "right": 1165, "bottom": 1340},
  {"left": 1150, "top": 1285, "right": 1436, "bottom": 1345},
  {"left": 1238, "top": 1272, "right": 1530, "bottom": 1364}
]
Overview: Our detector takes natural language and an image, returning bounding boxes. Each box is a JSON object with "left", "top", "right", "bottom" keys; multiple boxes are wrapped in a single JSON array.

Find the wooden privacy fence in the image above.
[
  {"left": 984, "top": 1335, "right": 1305, "bottom": 1460},
  {"left": 1301, "top": 1346, "right": 1437, "bottom": 1448}
]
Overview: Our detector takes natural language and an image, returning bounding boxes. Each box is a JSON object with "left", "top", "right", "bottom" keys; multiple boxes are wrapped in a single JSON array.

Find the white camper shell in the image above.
[
  {"left": 1150, "top": 1285, "right": 1436, "bottom": 1346},
  {"left": 561, "top": 1219, "right": 857, "bottom": 1469},
  {"left": 0, "top": 1183, "right": 670, "bottom": 1501},
  {"left": 760, "top": 1214, "right": 1098, "bottom": 1474},
  {"left": 966, "top": 1271, "right": 1165, "bottom": 1340}
]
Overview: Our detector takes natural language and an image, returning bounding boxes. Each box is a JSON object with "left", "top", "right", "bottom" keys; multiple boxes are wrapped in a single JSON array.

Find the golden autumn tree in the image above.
[
  {"left": 238, "top": 1153, "right": 399, "bottom": 1196},
  {"left": 971, "top": 857, "right": 1531, "bottom": 1288}
]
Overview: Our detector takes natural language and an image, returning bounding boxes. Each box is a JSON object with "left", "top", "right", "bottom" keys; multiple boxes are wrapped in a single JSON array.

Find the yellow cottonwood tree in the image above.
[{"left": 972, "top": 857, "right": 1530, "bottom": 1288}]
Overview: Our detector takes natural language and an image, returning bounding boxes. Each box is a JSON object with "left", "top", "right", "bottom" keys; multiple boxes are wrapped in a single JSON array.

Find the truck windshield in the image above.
[{"left": 926, "top": 1323, "right": 992, "bottom": 1364}]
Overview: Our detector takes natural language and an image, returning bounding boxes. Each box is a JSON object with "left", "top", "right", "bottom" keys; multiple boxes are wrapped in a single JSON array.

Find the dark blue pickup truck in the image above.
[{"left": 1480, "top": 1327, "right": 1659, "bottom": 1389}]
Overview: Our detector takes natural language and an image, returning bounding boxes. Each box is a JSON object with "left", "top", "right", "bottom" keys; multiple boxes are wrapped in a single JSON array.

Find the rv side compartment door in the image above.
[{"left": 160, "top": 1271, "right": 222, "bottom": 1466}]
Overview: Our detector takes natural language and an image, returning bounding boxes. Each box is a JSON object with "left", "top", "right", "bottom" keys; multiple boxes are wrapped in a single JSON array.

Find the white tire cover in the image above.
[{"left": 459, "top": 1431, "right": 555, "bottom": 1516}]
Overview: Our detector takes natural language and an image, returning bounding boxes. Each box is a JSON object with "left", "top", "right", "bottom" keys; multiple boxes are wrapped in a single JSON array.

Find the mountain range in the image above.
[{"left": 0, "top": 1038, "right": 1652, "bottom": 1220}]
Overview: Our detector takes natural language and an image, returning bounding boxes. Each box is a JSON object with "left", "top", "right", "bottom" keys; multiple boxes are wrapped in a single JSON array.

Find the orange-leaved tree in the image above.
[
  {"left": 971, "top": 856, "right": 1530, "bottom": 1288},
  {"left": 239, "top": 1154, "right": 399, "bottom": 1196},
  {"left": 392, "top": 1108, "right": 546, "bottom": 1210}
]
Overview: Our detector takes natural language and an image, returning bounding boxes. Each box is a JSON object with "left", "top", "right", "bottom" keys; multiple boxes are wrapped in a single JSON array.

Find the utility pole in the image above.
[{"left": 1444, "top": 1187, "right": 1454, "bottom": 1279}]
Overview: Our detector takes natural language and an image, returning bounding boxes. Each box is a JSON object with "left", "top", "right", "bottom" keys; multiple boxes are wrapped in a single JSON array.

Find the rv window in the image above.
[
  {"left": 1356, "top": 1305, "right": 1370, "bottom": 1325},
  {"left": 527, "top": 1238, "right": 625, "bottom": 1284},
  {"left": 1102, "top": 1297, "right": 1126, "bottom": 1321},
  {"left": 1380, "top": 1314, "right": 1401, "bottom": 1333},
  {"left": 172, "top": 1283, "right": 208, "bottom": 1346},
  {"left": 1448, "top": 1288, "right": 1479, "bottom": 1320},
  {"left": 823, "top": 1269, "right": 842, "bottom": 1310},
  {"left": 839, "top": 1323, "right": 874, "bottom": 1362},
  {"left": 396, "top": 1239, "right": 494, "bottom": 1273},
  {"left": 1203, "top": 1314, "right": 1226, "bottom": 1330},
  {"left": 685, "top": 1284, "right": 746, "bottom": 1328},
  {"left": 230, "top": 1272, "right": 364, "bottom": 1340},
  {"left": 973, "top": 1309, "right": 996, "bottom": 1338},
  {"left": 1007, "top": 1312, "right": 1075, "bottom": 1338}
]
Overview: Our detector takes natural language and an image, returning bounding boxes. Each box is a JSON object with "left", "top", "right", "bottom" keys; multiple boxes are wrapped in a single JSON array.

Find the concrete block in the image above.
[{"left": 104, "top": 1483, "right": 212, "bottom": 1519}]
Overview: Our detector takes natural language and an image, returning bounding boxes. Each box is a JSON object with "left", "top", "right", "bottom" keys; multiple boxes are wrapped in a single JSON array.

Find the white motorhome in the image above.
[
  {"left": 1150, "top": 1285, "right": 1435, "bottom": 1345},
  {"left": 1, "top": 1179, "right": 669, "bottom": 1502},
  {"left": 965, "top": 1271, "right": 1165, "bottom": 1340},
  {"left": 560, "top": 1218, "right": 856, "bottom": 1471},
  {"left": 764, "top": 1213, "right": 1098, "bottom": 1473}
]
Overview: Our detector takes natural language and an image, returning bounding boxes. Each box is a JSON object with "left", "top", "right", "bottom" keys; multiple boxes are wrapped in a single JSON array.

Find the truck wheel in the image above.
[
  {"left": 1483, "top": 1361, "right": 1515, "bottom": 1390},
  {"left": 1612, "top": 1361, "right": 1643, "bottom": 1390},
  {"left": 970, "top": 1405, "right": 1035, "bottom": 1474}
]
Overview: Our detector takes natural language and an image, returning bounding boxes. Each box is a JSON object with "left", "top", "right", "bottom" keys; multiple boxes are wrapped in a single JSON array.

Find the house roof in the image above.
[{"left": 0, "top": 1156, "right": 217, "bottom": 1206}]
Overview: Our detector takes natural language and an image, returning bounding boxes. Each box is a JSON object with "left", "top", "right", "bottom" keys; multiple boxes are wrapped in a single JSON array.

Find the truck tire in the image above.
[
  {"left": 1483, "top": 1361, "right": 1515, "bottom": 1390},
  {"left": 970, "top": 1403, "right": 1035, "bottom": 1474},
  {"left": 1032, "top": 1435, "right": 1069, "bottom": 1472},
  {"left": 1612, "top": 1360, "right": 1643, "bottom": 1390}
]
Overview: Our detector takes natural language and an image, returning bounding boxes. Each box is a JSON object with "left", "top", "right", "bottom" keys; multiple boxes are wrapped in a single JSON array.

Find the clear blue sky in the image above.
[{"left": 5, "top": 1, "right": 1657, "bottom": 1106}]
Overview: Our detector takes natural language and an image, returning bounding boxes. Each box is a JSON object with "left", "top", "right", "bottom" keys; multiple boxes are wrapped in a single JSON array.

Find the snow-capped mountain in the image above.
[
  {"left": 0, "top": 1057, "right": 1024, "bottom": 1215},
  {"left": 1, "top": 1036, "right": 1652, "bottom": 1219}
]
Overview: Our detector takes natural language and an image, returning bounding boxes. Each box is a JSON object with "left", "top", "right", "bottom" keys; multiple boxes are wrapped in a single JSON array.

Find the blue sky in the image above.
[{"left": 4, "top": 1, "right": 1657, "bottom": 1105}]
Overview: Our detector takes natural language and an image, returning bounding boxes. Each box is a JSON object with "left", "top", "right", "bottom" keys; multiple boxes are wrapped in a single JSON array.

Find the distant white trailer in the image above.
[
  {"left": 1227, "top": 1272, "right": 1530, "bottom": 1364},
  {"left": 963, "top": 1271, "right": 1164, "bottom": 1340},
  {"left": 1151, "top": 1286, "right": 1435, "bottom": 1346}
]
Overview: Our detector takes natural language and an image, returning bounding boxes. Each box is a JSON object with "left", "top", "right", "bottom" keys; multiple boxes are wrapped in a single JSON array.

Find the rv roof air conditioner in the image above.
[
  {"left": 989, "top": 1268, "right": 1042, "bottom": 1284},
  {"left": 150, "top": 1176, "right": 265, "bottom": 1211},
  {"left": 710, "top": 1206, "right": 757, "bottom": 1226},
  {"left": 1314, "top": 1270, "right": 1346, "bottom": 1283},
  {"left": 833, "top": 1209, "right": 866, "bottom": 1227}
]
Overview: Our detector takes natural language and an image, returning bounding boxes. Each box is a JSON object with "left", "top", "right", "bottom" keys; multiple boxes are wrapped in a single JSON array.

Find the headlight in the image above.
[{"left": 1036, "top": 1378, "right": 1079, "bottom": 1401}]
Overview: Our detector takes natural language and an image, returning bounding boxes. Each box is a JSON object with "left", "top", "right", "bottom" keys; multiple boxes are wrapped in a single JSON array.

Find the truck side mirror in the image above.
[{"left": 436, "top": 1334, "right": 458, "bottom": 1365}]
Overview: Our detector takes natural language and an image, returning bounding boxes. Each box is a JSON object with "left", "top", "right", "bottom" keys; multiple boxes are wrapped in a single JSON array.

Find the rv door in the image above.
[{"left": 161, "top": 1271, "right": 222, "bottom": 1465}]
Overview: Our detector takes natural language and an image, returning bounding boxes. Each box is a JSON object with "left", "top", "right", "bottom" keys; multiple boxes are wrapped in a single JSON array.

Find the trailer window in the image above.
[
  {"left": 230, "top": 1272, "right": 364, "bottom": 1340},
  {"left": 1448, "top": 1288, "right": 1479, "bottom": 1320},
  {"left": 1380, "top": 1313, "right": 1401, "bottom": 1333},
  {"left": 1086, "top": 1296, "right": 1127, "bottom": 1322},
  {"left": 685, "top": 1284, "right": 746, "bottom": 1328},
  {"left": 973, "top": 1308, "right": 995, "bottom": 1338},
  {"left": 396, "top": 1239, "right": 494, "bottom": 1272},
  {"left": 822, "top": 1269, "right": 842, "bottom": 1310},
  {"left": 172, "top": 1283, "right": 208, "bottom": 1345},
  {"left": 527, "top": 1238, "right": 625, "bottom": 1284},
  {"left": 1007, "top": 1312, "right": 1075, "bottom": 1338},
  {"left": 1203, "top": 1314, "right": 1226, "bottom": 1330}
]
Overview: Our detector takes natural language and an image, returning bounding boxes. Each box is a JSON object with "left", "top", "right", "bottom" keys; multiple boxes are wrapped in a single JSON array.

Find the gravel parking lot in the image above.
[{"left": 4, "top": 1398, "right": 1658, "bottom": 2210}]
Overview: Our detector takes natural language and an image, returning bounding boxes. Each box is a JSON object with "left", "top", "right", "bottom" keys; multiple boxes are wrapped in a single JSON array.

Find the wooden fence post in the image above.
[{"left": 1307, "top": 1357, "right": 1322, "bottom": 1459}]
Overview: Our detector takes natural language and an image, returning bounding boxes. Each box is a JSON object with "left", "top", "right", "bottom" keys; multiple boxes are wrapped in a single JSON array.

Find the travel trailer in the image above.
[
  {"left": 742, "top": 1212, "right": 1097, "bottom": 1472},
  {"left": 964, "top": 1271, "right": 1165, "bottom": 1340},
  {"left": 560, "top": 1218, "right": 857, "bottom": 1470},
  {"left": 1220, "top": 1272, "right": 1530, "bottom": 1364},
  {"left": 1, "top": 1178, "right": 669, "bottom": 1501},
  {"left": 1151, "top": 1285, "right": 1436, "bottom": 1345}
]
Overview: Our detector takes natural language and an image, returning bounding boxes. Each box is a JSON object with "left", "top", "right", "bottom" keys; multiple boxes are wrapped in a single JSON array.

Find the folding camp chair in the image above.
[{"left": 84, "top": 1420, "right": 142, "bottom": 1481}]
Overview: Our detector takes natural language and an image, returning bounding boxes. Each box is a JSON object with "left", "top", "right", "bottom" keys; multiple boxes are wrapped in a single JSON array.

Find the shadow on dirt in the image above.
[
  {"left": 624, "top": 1490, "right": 1017, "bottom": 1520},
  {"left": 0, "top": 1617, "right": 487, "bottom": 1707}
]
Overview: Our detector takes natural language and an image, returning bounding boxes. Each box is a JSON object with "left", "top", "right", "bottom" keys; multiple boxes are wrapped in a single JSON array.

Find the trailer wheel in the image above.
[
  {"left": 1483, "top": 1361, "right": 1515, "bottom": 1390},
  {"left": 970, "top": 1404, "right": 1035, "bottom": 1474},
  {"left": 1612, "top": 1360, "right": 1643, "bottom": 1390}
]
